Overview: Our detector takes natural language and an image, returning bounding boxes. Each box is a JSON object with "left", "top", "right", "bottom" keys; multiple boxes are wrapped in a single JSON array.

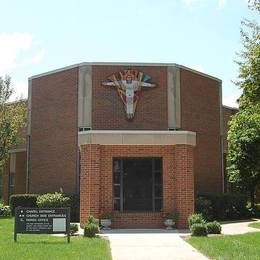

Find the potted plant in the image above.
[
  {"left": 164, "top": 211, "right": 178, "bottom": 230},
  {"left": 99, "top": 208, "right": 114, "bottom": 229}
]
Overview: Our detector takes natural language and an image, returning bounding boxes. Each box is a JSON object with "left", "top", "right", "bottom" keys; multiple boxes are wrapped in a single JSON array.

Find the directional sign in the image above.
[{"left": 14, "top": 207, "right": 70, "bottom": 243}]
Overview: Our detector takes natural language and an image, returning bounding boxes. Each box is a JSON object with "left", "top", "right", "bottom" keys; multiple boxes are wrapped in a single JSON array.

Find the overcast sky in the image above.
[{"left": 0, "top": 0, "right": 259, "bottom": 107}]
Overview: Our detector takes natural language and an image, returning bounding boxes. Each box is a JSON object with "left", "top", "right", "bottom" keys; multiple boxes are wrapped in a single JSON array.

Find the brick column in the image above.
[
  {"left": 80, "top": 144, "right": 101, "bottom": 225},
  {"left": 174, "top": 145, "right": 194, "bottom": 228}
]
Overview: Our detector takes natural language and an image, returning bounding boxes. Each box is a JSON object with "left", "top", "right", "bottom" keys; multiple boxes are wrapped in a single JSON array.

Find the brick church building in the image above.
[{"left": 0, "top": 62, "right": 238, "bottom": 228}]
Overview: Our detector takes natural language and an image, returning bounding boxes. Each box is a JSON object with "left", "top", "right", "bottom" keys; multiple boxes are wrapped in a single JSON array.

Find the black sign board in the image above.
[{"left": 14, "top": 207, "right": 70, "bottom": 243}]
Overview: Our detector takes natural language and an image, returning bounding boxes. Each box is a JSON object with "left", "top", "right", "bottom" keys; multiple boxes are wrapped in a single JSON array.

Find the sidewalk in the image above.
[
  {"left": 221, "top": 219, "right": 260, "bottom": 235},
  {"left": 100, "top": 229, "right": 208, "bottom": 260}
]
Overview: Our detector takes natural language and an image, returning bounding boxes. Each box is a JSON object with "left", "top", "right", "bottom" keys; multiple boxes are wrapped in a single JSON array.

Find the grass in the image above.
[
  {"left": 188, "top": 232, "right": 260, "bottom": 260},
  {"left": 249, "top": 222, "right": 260, "bottom": 229},
  {"left": 0, "top": 217, "right": 112, "bottom": 260}
]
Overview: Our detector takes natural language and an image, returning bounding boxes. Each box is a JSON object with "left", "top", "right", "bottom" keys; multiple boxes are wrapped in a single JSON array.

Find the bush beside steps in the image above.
[
  {"left": 188, "top": 213, "right": 221, "bottom": 236},
  {"left": 84, "top": 216, "right": 100, "bottom": 238}
]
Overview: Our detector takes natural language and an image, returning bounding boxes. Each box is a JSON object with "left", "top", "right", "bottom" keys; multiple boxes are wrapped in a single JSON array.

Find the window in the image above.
[
  {"left": 9, "top": 153, "right": 16, "bottom": 196},
  {"left": 113, "top": 158, "right": 163, "bottom": 212}
]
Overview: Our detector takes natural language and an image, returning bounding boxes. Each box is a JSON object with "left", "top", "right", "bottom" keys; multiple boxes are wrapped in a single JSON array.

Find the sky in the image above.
[{"left": 0, "top": 0, "right": 259, "bottom": 107}]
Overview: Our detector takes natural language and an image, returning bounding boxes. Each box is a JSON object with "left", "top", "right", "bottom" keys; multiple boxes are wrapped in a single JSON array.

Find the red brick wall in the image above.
[
  {"left": 180, "top": 69, "right": 222, "bottom": 193},
  {"left": 15, "top": 151, "right": 27, "bottom": 194},
  {"left": 80, "top": 144, "right": 194, "bottom": 228},
  {"left": 30, "top": 68, "right": 78, "bottom": 194},
  {"left": 2, "top": 161, "right": 10, "bottom": 204},
  {"left": 92, "top": 65, "right": 168, "bottom": 130}
]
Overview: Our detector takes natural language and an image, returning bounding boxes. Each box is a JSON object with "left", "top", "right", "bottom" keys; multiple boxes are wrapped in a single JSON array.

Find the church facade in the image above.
[{"left": 1, "top": 62, "right": 236, "bottom": 228}]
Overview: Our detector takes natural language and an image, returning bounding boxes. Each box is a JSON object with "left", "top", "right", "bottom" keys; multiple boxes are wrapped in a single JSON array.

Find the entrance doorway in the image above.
[{"left": 113, "top": 158, "right": 162, "bottom": 212}]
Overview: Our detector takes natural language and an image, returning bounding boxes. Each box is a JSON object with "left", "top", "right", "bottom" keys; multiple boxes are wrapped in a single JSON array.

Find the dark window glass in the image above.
[
  {"left": 155, "top": 185, "right": 162, "bottom": 197},
  {"left": 113, "top": 158, "right": 162, "bottom": 212},
  {"left": 113, "top": 171, "right": 120, "bottom": 184},
  {"left": 113, "top": 185, "right": 120, "bottom": 198},
  {"left": 155, "top": 198, "right": 162, "bottom": 211},
  {"left": 154, "top": 171, "right": 162, "bottom": 185},
  {"left": 155, "top": 158, "right": 162, "bottom": 171},
  {"left": 113, "top": 199, "right": 120, "bottom": 210},
  {"left": 113, "top": 160, "right": 120, "bottom": 172}
]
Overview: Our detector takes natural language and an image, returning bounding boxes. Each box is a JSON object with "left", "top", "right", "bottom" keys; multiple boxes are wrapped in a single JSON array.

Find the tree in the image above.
[
  {"left": 0, "top": 76, "right": 27, "bottom": 169},
  {"left": 228, "top": 109, "right": 260, "bottom": 206},
  {"left": 227, "top": 2, "right": 260, "bottom": 207}
]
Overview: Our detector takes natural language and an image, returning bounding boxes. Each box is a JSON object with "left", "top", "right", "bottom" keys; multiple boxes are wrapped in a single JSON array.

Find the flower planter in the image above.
[
  {"left": 164, "top": 219, "right": 175, "bottom": 230},
  {"left": 100, "top": 219, "right": 112, "bottom": 230}
]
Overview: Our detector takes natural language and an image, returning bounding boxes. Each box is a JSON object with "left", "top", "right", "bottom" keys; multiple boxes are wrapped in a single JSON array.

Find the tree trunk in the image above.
[{"left": 250, "top": 188, "right": 255, "bottom": 208}]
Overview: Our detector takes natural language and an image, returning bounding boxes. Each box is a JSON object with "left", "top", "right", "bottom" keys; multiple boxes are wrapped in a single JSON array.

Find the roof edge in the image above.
[
  {"left": 222, "top": 105, "right": 239, "bottom": 110},
  {"left": 29, "top": 62, "right": 221, "bottom": 82}
]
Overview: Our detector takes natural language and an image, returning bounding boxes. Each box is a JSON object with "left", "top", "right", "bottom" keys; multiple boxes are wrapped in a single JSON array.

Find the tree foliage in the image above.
[
  {"left": 0, "top": 76, "right": 27, "bottom": 169},
  {"left": 227, "top": 2, "right": 260, "bottom": 206}
]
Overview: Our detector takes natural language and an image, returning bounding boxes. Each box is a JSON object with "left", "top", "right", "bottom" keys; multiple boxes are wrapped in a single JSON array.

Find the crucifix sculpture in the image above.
[{"left": 102, "top": 69, "right": 156, "bottom": 119}]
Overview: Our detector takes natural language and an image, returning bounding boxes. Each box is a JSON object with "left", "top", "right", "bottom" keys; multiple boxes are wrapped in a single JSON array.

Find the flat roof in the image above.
[{"left": 29, "top": 62, "right": 222, "bottom": 83}]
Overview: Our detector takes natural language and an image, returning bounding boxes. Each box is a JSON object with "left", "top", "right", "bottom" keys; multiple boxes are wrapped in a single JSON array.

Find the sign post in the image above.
[{"left": 14, "top": 207, "right": 70, "bottom": 243}]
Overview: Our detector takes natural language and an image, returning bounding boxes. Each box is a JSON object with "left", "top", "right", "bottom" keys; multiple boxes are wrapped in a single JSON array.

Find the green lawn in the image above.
[
  {"left": 188, "top": 232, "right": 260, "bottom": 260},
  {"left": 249, "top": 222, "right": 260, "bottom": 229},
  {"left": 0, "top": 217, "right": 112, "bottom": 260}
]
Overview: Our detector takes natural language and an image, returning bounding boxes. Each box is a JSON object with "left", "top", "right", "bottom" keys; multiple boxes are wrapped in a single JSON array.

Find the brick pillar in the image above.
[
  {"left": 80, "top": 144, "right": 101, "bottom": 225},
  {"left": 174, "top": 145, "right": 194, "bottom": 228}
]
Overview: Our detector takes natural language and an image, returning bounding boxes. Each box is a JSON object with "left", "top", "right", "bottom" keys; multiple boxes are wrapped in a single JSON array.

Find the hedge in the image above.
[
  {"left": 196, "top": 192, "right": 248, "bottom": 220},
  {"left": 9, "top": 193, "right": 79, "bottom": 221},
  {"left": 9, "top": 194, "right": 39, "bottom": 215},
  {"left": 36, "top": 192, "right": 80, "bottom": 222}
]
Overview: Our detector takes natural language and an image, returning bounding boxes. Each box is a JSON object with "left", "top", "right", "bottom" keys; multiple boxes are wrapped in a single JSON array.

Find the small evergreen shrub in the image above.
[
  {"left": 0, "top": 203, "right": 11, "bottom": 216},
  {"left": 9, "top": 194, "right": 39, "bottom": 215},
  {"left": 206, "top": 221, "right": 222, "bottom": 234},
  {"left": 84, "top": 223, "right": 100, "bottom": 237},
  {"left": 36, "top": 192, "right": 71, "bottom": 208},
  {"left": 70, "top": 223, "right": 78, "bottom": 235},
  {"left": 84, "top": 216, "right": 100, "bottom": 237},
  {"left": 191, "top": 223, "right": 208, "bottom": 236},
  {"left": 87, "top": 215, "right": 99, "bottom": 225},
  {"left": 188, "top": 213, "right": 205, "bottom": 228}
]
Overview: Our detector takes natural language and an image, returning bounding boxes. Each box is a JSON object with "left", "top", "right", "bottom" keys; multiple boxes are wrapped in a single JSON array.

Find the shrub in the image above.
[
  {"left": 84, "top": 216, "right": 100, "bottom": 237},
  {"left": 9, "top": 194, "right": 39, "bottom": 215},
  {"left": 195, "top": 196, "right": 213, "bottom": 221},
  {"left": 87, "top": 215, "right": 99, "bottom": 225},
  {"left": 84, "top": 223, "right": 100, "bottom": 237},
  {"left": 36, "top": 192, "right": 71, "bottom": 208},
  {"left": 188, "top": 213, "right": 205, "bottom": 229},
  {"left": 196, "top": 192, "right": 248, "bottom": 220},
  {"left": 0, "top": 203, "right": 11, "bottom": 217},
  {"left": 191, "top": 223, "right": 208, "bottom": 236},
  {"left": 70, "top": 223, "right": 78, "bottom": 235},
  {"left": 206, "top": 221, "right": 222, "bottom": 234}
]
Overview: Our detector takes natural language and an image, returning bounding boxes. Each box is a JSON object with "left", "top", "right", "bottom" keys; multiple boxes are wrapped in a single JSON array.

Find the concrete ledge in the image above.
[{"left": 78, "top": 130, "right": 196, "bottom": 146}]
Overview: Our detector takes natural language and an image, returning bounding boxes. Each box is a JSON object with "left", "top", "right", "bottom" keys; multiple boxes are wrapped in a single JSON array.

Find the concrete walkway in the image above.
[
  {"left": 221, "top": 219, "right": 260, "bottom": 235},
  {"left": 100, "top": 229, "right": 208, "bottom": 260}
]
